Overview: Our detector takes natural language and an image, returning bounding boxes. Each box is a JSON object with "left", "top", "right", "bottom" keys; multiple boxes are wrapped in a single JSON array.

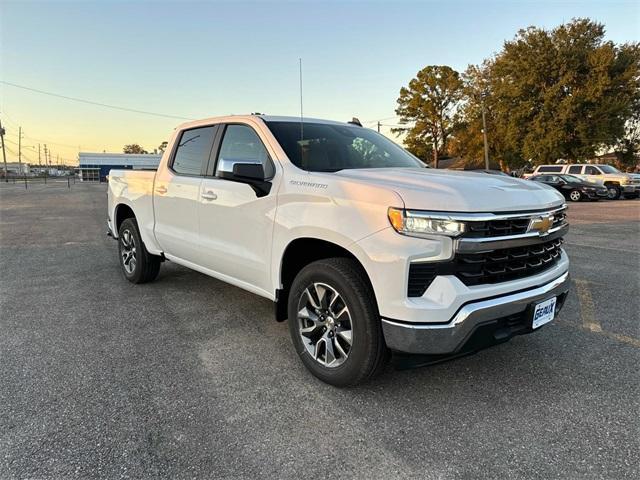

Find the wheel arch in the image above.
[
  {"left": 275, "top": 237, "right": 376, "bottom": 322},
  {"left": 114, "top": 203, "right": 137, "bottom": 234}
]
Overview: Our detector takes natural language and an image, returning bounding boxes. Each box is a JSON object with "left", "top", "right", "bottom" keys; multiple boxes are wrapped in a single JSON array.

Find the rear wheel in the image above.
[
  {"left": 606, "top": 184, "right": 621, "bottom": 200},
  {"left": 118, "top": 218, "right": 161, "bottom": 284},
  {"left": 287, "top": 258, "right": 388, "bottom": 387},
  {"left": 569, "top": 190, "right": 582, "bottom": 202}
]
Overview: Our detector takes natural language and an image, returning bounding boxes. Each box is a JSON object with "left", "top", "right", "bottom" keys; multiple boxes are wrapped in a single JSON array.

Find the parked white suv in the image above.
[
  {"left": 527, "top": 164, "right": 640, "bottom": 199},
  {"left": 107, "top": 115, "right": 570, "bottom": 386}
]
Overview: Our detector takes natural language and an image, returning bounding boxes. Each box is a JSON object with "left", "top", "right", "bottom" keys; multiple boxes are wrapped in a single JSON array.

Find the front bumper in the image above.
[
  {"left": 584, "top": 189, "right": 608, "bottom": 199},
  {"left": 622, "top": 185, "right": 640, "bottom": 194},
  {"left": 381, "top": 271, "right": 570, "bottom": 355}
]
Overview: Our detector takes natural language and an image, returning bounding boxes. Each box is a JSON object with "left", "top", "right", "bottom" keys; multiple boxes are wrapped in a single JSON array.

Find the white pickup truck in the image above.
[
  {"left": 524, "top": 164, "right": 640, "bottom": 199},
  {"left": 108, "top": 115, "right": 571, "bottom": 386}
]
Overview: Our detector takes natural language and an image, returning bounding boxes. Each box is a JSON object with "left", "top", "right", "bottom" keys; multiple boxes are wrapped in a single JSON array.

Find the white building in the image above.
[
  {"left": 1, "top": 162, "right": 30, "bottom": 176},
  {"left": 77, "top": 152, "right": 162, "bottom": 182}
]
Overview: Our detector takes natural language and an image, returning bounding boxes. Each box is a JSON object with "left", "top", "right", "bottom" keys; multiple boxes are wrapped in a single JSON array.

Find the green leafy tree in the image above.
[
  {"left": 479, "top": 19, "right": 640, "bottom": 165},
  {"left": 123, "top": 144, "right": 148, "bottom": 154},
  {"left": 158, "top": 141, "right": 168, "bottom": 153},
  {"left": 394, "top": 66, "right": 463, "bottom": 167},
  {"left": 450, "top": 64, "right": 522, "bottom": 171}
]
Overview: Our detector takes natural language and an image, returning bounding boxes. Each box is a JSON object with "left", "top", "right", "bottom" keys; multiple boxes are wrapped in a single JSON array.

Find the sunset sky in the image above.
[{"left": 1, "top": 0, "right": 638, "bottom": 165}]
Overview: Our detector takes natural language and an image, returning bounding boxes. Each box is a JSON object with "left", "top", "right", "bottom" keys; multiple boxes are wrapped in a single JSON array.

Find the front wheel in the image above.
[
  {"left": 118, "top": 218, "right": 161, "bottom": 284},
  {"left": 606, "top": 185, "right": 621, "bottom": 200},
  {"left": 569, "top": 190, "right": 582, "bottom": 202},
  {"left": 287, "top": 258, "right": 388, "bottom": 387}
]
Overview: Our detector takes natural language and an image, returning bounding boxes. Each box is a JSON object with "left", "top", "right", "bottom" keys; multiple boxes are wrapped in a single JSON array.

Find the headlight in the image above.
[
  {"left": 583, "top": 186, "right": 596, "bottom": 191},
  {"left": 388, "top": 208, "right": 466, "bottom": 237}
]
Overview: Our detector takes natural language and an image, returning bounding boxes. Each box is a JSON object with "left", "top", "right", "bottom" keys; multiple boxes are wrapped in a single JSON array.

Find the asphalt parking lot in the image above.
[{"left": 1, "top": 182, "right": 638, "bottom": 479}]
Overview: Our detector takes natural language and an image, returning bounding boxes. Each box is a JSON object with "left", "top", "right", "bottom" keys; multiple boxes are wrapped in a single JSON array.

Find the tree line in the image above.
[{"left": 394, "top": 19, "right": 640, "bottom": 170}]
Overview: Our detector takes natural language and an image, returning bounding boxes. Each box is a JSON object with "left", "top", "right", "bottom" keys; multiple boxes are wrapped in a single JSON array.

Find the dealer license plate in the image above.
[{"left": 532, "top": 297, "right": 556, "bottom": 329}]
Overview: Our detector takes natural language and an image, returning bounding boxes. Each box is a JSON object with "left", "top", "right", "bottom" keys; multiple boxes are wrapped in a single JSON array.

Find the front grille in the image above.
[
  {"left": 464, "top": 218, "right": 530, "bottom": 238},
  {"left": 407, "top": 238, "right": 564, "bottom": 296},
  {"left": 552, "top": 210, "right": 566, "bottom": 229},
  {"left": 454, "top": 238, "right": 563, "bottom": 286},
  {"left": 462, "top": 208, "right": 567, "bottom": 239}
]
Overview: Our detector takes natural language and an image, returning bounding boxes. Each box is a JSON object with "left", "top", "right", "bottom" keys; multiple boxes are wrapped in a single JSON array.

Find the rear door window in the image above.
[
  {"left": 568, "top": 165, "right": 582, "bottom": 174},
  {"left": 171, "top": 126, "right": 217, "bottom": 176}
]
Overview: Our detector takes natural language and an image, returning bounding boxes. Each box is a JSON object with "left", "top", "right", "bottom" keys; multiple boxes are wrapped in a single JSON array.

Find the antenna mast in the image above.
[{"left": 299, "top": 58, "right": 304, "bottom": 141}]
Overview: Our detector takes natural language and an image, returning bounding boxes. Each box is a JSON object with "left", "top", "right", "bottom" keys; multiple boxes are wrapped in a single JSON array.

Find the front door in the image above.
[{"left": 198, "top": 123, "right": 278, "bottom": 295}]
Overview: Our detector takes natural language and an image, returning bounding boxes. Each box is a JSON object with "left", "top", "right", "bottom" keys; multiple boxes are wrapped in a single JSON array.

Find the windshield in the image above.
[
  {"left": 265, "top": 121, "right": 424, "bottom": 172},
  {"left": 559, "top": 175, "right": 582, "bottom": 183},
  {"left": 599, "top": 165, "right": 620, "bottom": 174}
]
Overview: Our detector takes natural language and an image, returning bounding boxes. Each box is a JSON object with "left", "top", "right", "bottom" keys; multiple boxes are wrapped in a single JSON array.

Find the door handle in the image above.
[
  {"left": 155, "top": 186, "right": 167, "bottom": 194},
  {"left": 201, "top": 191, "right": 217, "bottom": 200}
]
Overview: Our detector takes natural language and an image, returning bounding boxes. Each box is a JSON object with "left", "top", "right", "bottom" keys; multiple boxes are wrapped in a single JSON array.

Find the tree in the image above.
[
  {"left": 614, "top": 115, "right": 640, "bottom": 169},
  {"left": 394, "top": 66, "right": 463, "bottom": 167},
  {"left": 123, "top": 144, "right": 148, "bottom": 154},
  {"left": 478, "top": 19, "right": 640, "bottom": 165},
  {"left": 449, "top": 64, "right": 523, "bottom": 171},
  {"left": 158, "top": 141, "right": 168, "bottom": 153}
]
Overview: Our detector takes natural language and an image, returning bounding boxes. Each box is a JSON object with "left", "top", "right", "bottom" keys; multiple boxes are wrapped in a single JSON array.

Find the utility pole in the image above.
[
  {"left": 481, "top": 92, "right": 490, "bottom": 170},
  {"left": 38, "top": 143, "right": 41, "bottom": 165},
  {"left": 18, "top": 126, "right": 23, "bottom": 174},
  {"left": 0, "top": 119, "right": 8, "bottom": 182},
  {"left": 377, "top": 121, "right": 381, "bottom": 133}
]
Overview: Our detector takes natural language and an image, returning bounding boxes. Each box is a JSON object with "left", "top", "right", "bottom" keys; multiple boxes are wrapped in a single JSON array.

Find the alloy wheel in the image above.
[
  {"left": 570, "top": 190, "right": 581, "bottom": 202},
  {"left": 606, "top": 187, "right": 618, "bottom": 199},
  {"left": 297, "top": 282, "right": 353, "bottom": 368},
  {"left": 120, "top": 229, "right": 137, "bottom": 274}
]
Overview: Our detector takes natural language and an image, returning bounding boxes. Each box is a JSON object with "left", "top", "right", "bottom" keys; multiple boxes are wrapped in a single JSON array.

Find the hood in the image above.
[{"left": 334, "top": 168, "right": 565, "bottom": 212}]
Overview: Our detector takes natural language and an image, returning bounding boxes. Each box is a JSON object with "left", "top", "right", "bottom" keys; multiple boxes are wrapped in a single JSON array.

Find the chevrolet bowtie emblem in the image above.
[{"left": 528, "top": 215, "right": 554, "bottom": 235}]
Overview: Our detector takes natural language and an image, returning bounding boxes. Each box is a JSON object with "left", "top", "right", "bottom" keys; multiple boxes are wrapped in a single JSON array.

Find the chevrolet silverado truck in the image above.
[
  {"left": 107, "top": 115, "right": 570, "bottom": 386},
  {"left": 526, "top": 163, "right": 640, "bottom": 199}
]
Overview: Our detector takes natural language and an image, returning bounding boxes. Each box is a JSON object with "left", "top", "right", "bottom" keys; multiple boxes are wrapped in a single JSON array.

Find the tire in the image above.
[
  {"left": 605, "top": 184, "right": 621, "bottom": 200},
  {"left": 569, "top": 190, "right": 582, "bottom": 202},
  {"left": 117, "top": 217, "right": 161, "bottom": 284},
  {"left": 287, "top": 258, "right": 388, "bottom": 387}
]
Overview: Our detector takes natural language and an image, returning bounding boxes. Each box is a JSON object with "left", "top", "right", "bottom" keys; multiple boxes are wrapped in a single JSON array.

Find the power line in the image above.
[
  {"left": 364, "top": 116, "right": 400, "bottom": 124},
  {"left": 22, "top": 135, "right": 86, "bottom": 150},
  {"left": 1, "top": 80, "right": 195, "bottom": 121}
]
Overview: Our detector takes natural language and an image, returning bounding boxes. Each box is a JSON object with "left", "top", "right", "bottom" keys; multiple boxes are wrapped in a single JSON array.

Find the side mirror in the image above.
[
  {"left": 218, "top": 161, "right": 271, "bottom": 197},
  {"left": 232, "top": 162, "right": 265, "bottom": 181}
]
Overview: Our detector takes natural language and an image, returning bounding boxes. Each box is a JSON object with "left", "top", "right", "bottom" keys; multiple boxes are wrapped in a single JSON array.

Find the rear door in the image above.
[
  {"left": 197, "top": 123, "right": 278, "bottom": 295},
  {"left": 153, "top": 125, "right": 218, "bottom": 261}
]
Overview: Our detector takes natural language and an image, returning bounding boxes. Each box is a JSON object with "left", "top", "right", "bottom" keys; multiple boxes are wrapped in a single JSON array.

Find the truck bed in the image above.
[{"left": 107, "top": 169, "right": 156, "bottom": 244}]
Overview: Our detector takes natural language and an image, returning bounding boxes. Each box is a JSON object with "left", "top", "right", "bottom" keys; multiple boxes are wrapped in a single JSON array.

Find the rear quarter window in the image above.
[{"left": 537, "top": 166, "right": 563, "bottom": 173}]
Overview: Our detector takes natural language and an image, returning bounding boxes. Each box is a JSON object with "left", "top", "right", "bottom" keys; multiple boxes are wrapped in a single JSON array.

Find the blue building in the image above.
[{"left": 77, "top": 152, "right": 162, "bottom": 182}]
